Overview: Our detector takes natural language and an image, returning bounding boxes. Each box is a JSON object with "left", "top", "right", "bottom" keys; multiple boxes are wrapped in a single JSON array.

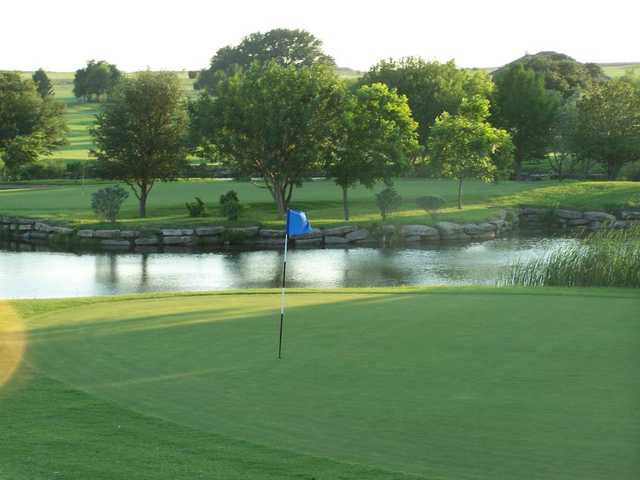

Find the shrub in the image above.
[
  {"left": 416, "top": 195, "right": 445, "bottom": 218},
  {"left": 185, "top": 197, "right": 207, "bottom": 217},
  {"left": 375, "top": 188, "right": 402, "bottom": 220},
  {"left": 91, "top": 185, "right": 129, "bottom": 223},
  {"left": 220, "top": 190, "right": 240, "bottom": 221},
  {"left": 618, "top": 161, "right": 640, "bottom": 181}
]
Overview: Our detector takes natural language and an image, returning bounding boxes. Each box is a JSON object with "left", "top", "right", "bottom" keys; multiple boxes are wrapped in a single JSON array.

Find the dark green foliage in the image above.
[
  {"left": 0, "top": 72, "right": 66, "bottom": 175},
  {"left": 31, "top": 68, "right": 53, "bottom": 98},
  {"left": 375, "top": 187, "right": 402, "bottom": 220},
  {"left": 359, "top": 57, "right": 493, "bottom": 146},
  {"left": 185, "top": 197, "right": 207, "bottom": 217},
  {"left": 220, "top": 190, "right": 240, "bottom": 221},
  {"left": 91, "top": 71, "right": 189, "bottom": 217},
  {"left": 492, "top": 51, "right": 608, "bottom": 98},
  {"left": 492, "top": 64, "right": 561, "bottom": 179},
  {"left": 189, "top": 62, "right": 343, "bottom": 215},
  {"left": 416, "top": 195, "right": 445, "bottom": 216},
  {"left": 574, "top": 77, "right": 640, "bottom": 179},
  {"left": 195, "top": 28, "right": 335, "bottom": 93},
  {"left": 91, "top": 185, "right": 129, "bottom": 223},
  {"left": 329, "top": 82, "right": 419, "bottom": 220},
  {"left": 619, "top": 161, "right": 640, "bottom": 181},
  {"left": 73, "top": 60, "right": 122, "bottom": 102}
]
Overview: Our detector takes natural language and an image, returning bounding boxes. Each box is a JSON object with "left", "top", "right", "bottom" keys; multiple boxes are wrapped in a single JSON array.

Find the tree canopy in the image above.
[
  {"left": 189, "top": 62, "right": 343, "bottom": 215},
  {"left": 492, "top": 63, "right": 561, "bottom": 179},
  {"left": 574, "top": 77, "right": 640, "bottom": 179},
  {"left": 194, "top": 28, "right": 335, "bottom": 93},
  {"left": 32, "top": 69, "right": 53, "bottom": 98},
  {"left": 359, "top": 57, "right": 493, "bottom": 147},
  {"left": 329, "top": 83, "right": 419, "bottom": 220},
  {"left": 493, "top": 51, "right": 608, "bottom": 98},
  {"left": 74, "top": 60, "right": 122, "bottom": 102},
  {"left": 91, "top": 72, "right": 189, "bottom": 217},
  {"left": 428, "top": 96, "right": 513, "bottom": 208},
  {"left": 0, "top": 72, "right": 66, "bottom": 176}
]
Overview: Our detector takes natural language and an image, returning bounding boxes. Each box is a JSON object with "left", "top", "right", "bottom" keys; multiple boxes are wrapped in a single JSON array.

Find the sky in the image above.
[{"left": 3, "top": 0, "right": 638, "bottom": 72}]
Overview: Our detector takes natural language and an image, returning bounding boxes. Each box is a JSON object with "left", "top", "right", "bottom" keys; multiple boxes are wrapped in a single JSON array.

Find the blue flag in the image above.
[{"left": 286, "top": 209, "right": 312, "bottom": 237}]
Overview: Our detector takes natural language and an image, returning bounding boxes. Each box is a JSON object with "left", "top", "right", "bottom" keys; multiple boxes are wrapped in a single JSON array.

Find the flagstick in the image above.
[{"left": 278, "top": 233, "right": 289, "bottom": 359}]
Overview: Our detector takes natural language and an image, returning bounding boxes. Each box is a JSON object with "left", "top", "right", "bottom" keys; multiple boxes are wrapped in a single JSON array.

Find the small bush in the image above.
[
  {"left": 416, "top": 195, "right": 445, "bottom": 218},
  {"left": 220, "top": 190, "right": 240, "bottom": 221},
  {"left": 618, "top": 161, "right": 640, "bottom": 181},
  {"left": 91, "top": 185, "right": 129, "bottom": 223},
  {"left": 375, "top": 188, "right": 402, "bottom": 220},
  {"left": 185, "top": 197, "right": 207, "bottom": 217}
]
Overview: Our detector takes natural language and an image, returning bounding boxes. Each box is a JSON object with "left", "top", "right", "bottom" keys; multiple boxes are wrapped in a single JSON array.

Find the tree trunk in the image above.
[
  {"left": 342, "top": 186, "right": 350, "bottom": 221},
  {"left": 139, "top": 188, "right": 149, "bottom": 218},
  {"left": 457, "top": 177, "right": 463, "bottom": 210},
  {"left": 274, "top": 187, "right": 287, "bottom": 216},
  {"left": 514, "top": 152, "right": 523, "bottom": 180}
]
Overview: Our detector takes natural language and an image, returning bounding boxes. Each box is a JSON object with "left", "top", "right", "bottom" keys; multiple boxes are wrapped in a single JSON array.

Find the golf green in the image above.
[{"left": 3, "top": 288, "right": 640, "bottom": 479}]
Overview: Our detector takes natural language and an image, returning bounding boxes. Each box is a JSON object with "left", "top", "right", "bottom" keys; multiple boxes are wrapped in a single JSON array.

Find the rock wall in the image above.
[
  {"left": 3, "top": 207, "right": 638, "bottom": 253},
  {"left": 0, "top": 210, "right": 517, "bottom": 253}
]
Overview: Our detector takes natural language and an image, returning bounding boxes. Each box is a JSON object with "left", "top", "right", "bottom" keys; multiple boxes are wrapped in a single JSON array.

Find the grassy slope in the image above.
[
  {"left": 2, "top": 288, "right": 639, "bottom": 479},
  {"left": 0, "top": 178, "right": 638, "bottom": 228}
]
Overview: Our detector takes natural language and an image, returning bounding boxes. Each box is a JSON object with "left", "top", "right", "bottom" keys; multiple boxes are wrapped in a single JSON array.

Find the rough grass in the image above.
[
  {"left": 501, "top": 227, "right": 640, "bottom": 288},
  {"left": 2, "top": 287, "right": 639, "bottom": 479},
  {"left": 0, "top": 178, "right": 638, "bottom": 229}
]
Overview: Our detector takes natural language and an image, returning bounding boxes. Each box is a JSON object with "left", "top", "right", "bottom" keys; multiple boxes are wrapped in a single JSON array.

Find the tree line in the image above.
[{"left": 1, "top": 29, "right": 639, "bottom": 218}]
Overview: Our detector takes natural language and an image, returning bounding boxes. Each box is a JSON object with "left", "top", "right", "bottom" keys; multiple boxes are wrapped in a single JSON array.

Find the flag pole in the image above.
[{"left": 278, "top": 211, "right": 289, "bottom": 359}]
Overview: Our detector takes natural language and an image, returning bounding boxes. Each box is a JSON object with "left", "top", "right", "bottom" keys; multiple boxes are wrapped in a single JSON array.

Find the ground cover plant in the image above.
[{"left": 1, "top": 287, "right": 639, "bottom": 479}]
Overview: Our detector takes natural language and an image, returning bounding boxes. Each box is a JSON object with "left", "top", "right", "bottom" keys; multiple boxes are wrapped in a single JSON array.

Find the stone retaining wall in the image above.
[
  {"left": 3, "top": 206, "right": 638, "bottom": 253},
  {"left": 0, "top": 210, "right": 517, "bottom": 253}
]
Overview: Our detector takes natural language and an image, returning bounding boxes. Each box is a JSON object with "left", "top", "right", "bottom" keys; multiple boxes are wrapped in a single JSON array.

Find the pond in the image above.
[{"left": 0, "top": 236, "right": 578, "bottom": 299}]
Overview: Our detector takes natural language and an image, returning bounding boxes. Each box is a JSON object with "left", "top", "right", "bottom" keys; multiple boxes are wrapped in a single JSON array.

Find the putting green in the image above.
[{"left": 18, "top": 289, "right": 640, "bottom": 478}]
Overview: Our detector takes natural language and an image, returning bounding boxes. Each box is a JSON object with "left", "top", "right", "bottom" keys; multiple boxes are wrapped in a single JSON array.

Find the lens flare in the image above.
[{"left": 0, "top": 302, "right": 25, "bottom": 387}]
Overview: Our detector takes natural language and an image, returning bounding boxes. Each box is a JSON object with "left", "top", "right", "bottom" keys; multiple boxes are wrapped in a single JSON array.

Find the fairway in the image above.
[{"left": 3, "top": 288, "right": 639, "bottom": 479}]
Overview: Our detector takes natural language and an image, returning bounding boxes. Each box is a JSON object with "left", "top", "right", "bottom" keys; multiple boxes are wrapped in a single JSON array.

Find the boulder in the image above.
[
  {"left": 162, "top": 236, "right": 194, "bottom": 246},
  {"left": 583, "top": 211, "right": 616, "bottom": 223},
  {"left": 620, "top": 210, "right": 640, "bottom": 220},
  {"left": 435, "top": 222, "right": 468, "bottom": 240},
  {"left": 161, "top": 228, "right": 194, "bottom": 236},
  {"left": 381, "top": 224, "right": 397, "bottom": 235},
  {"left": 34, "top": 222, "right": 54, "bottom": 232},
  {"left": 404, "top": 235, "right": 422, "bottom": 243},
  {"left": 135, "top": 236, "right": 160, "bottom": 246},
  {"left": 94, "top": 230, "right": 120, "bottom": 239},
  {"left": 323, "top": 226, "right": 355, "bottom": 236},
  {"left": 77, "top": 230, "right": 95, "bottom": 238},
  {"left": 253, "top": 238, "right": 283, "bottom": 247},
  {"left": 50, "top": 226, "right": 73, "bottom": 235},
  {"left": 120, "top": 230, "right": 140, "bottom": 239},
  {"left": 521, "top": 207, "right": 549, "bottom": 215},
  {"left": 227, "top": 226, "right": 259, "bottom": 237},
  {"left": 463, "top": 223, "right": 496, "bottom": 236},
  {"left": 295, "top": 237, "right": 323, "bottom": 247},
  {"left": 29, "top": 231, "right": 50, "bottom": 240},
  {"left": 345, "top": 229, "right": 369, "bottom": 242},
  {"left": 200, "top": 236, "right": 223, "bottom": 245},
  {"left": 324, "top": 235, "right": 350, "bottom": 245},
  {"left": 295, "top": 229, "right": 324, "bottom": 240},
  {"left": 400, "top": 225, "right": 439, "bottom": 238},
  {"left": 258, "top": 228, "right": 285, "bottom": 238},
  {"left": 567, "top": 218, "right": 590, "bottom": 226},
  {"left": 195, "top": 226, "right": 225, "bottom": 236},
  {"left": 555, "top": 209, "right": 583, "bottom": 220},
  {"left": 18, "top": 224, "right": 33, "bottom": 231}
]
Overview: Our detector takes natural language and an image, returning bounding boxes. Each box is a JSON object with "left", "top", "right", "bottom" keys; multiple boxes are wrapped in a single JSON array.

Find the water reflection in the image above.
[{"left": 0, "top": 237, "right": 577, "bottom": 299}]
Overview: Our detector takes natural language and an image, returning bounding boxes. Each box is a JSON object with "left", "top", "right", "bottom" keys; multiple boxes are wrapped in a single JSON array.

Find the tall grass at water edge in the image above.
[{"left": 500, "top": 227, "right": 640, "bottom": 288}]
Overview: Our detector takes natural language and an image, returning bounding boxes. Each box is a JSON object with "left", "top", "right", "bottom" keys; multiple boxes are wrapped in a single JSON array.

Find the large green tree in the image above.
[
  {"left": 195, "top": 29, "right": 335, "bottom": 93},
  {"left": 31, "top": 69, "right": 53, "bottom": 98},
  {"left": 492, "top": 64, "right": 561, "bottom": 179},
  {"left": 574, "top": 77, "right": 640, "bottom": 179},
  {"left": 428, "top": 96, "right": 513, "bottom": 209},
  {"left": 74, "top": 60, "right": 122, "bottom": 102},
  {"left": 0, "top": 72, "right": 66, "bottom": 176},
  {"left": 493, "top": 51, "right": 607, "bottom": 98},
  {"left": 359, "top": 58, "right": 493, "bottom": 147},
  {"left": 190, "top": 62, "right": 343, "bottom": 215},
  {"left": 329, "top": 83, "right": 419, "bottom": 220},
  {"left": 91, "top": 72, "right": 188, "bottom": 217}
]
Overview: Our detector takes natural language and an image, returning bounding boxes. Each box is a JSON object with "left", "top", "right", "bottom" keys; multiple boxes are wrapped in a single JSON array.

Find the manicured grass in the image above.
[
  {"left": 0, "top": 178, "right": 638, "bottom": 228},
  {"left": 2, "top": 287, "right": 639, "bottom": 479}
]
